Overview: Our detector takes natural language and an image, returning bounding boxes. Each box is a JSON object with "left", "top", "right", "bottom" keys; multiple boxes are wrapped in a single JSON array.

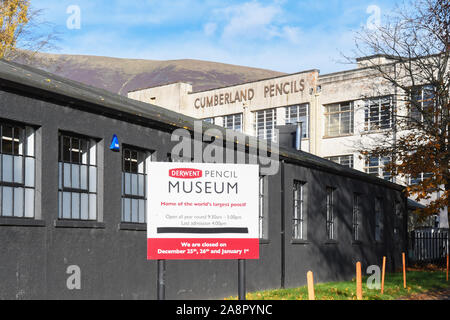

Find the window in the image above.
[
  {"left": 352, "top": 194, "right": 361, "bottom": 241},
  {"left": 293, "top": 181, "right": 306, "bottom": 240},
  {"left": 409, "top": 85, "right": 436, "bottom": 123},
  {"left": 223, "top": 114, "right": 242, "bottom": 132},
  {"left": 394, "top": 201, "right": 403, "bottom": 219},
  {"left": 258, "top": 175, "right": 268, "bottom": 240},
  {"left": 324, "top": 102, "right": 354, "bottom": 137},
  {"left": 393, "top": 201, "right": 402, "bottom": 240},
  {"left": 409, "top": 172, "right": 433, "bottom": 185},
  {"left": 364, "top": 96, "right": 394, "bottom": 131},
  {"left": 326, "top": 187, "right": 336, "bottom": 240},
  {"left": 0, "top": 122, "right": 35, "bottom": 218},
  {"left": 375, "top": 198, "right": 383, "bottom": 242},
  {"left": 202, "top": 118, "right": 214, "bottom": 124},
  {"left": 285, "top": 104, "right": 309, "bottom": 138},
  {"left": 58, "top": 133, "right": 97, "bottom": 220},
  {"left": 364, "top": 156, "right": 391, "bottom": 181},
  {"left": 325, "top": 155, "right": 354, "bottom": 168},
  {"left": 122, "top": 147, "right": 150, "bottom": 223},
  {"left": 254, "top": 109, "right": 277, "bottom": 142}
]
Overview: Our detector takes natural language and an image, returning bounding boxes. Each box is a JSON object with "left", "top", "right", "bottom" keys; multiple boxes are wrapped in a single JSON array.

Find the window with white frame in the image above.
[
  {"left": 326, "top": 187, "right": 336, "bottom": 240},
  {"left": 223, "top": 113, "right": 242, "bottom": 132},
  {"left": 409, "top": 172, "right": 433, "bottom": 185},
  {"left": 254, "top": 109, "right": 277, "bottom": 142},
  {"left": 285, "top": 104, "right": 309, "bottom": 138},
  {"left": 0, "top": 122, "right": 36, "bottom": 218},
  {"left": 258, "top": 175, "right": 268, "bottom": 240},
  {"left": 58, "top": 133, "right": 97, "bottom": 220},
  {"left": 352, "top": 193, "right": 361, "bottom": 241},
  {"left": 364, "top": 156, "right": 392, "bottom": 181},
  {"left": 324, "top": 102, "right": 354, "bottom": 137},
  {"left": 325, "top": 155, "right": 354, "bottom": 168},
  {"left": 292, "top": 180, "right": 306, "bottom": 240},
  {"left": 122, "top": 147, "right": 150, "bottom": 223},
  {"left": 375, "top": 197, "right": 383, "bottom": 242},
  {"left": 364, "top": 96, "right": 394, "bottom": 131}
]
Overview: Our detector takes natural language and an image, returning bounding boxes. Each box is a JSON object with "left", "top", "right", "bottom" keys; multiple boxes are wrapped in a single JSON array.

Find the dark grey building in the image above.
[{"left": 0, "top": 59, "right": 407, "bottom": 300}]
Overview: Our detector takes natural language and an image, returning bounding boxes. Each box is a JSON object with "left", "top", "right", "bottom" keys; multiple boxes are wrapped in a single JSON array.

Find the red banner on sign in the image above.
[{"left": 147, "top": 238, "right": 259, "bottom": 260}]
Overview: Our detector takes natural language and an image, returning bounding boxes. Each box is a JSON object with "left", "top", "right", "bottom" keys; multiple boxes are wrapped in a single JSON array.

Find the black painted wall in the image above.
[{"left": 0, "top": 88, "right": 406, "bottom": 299}]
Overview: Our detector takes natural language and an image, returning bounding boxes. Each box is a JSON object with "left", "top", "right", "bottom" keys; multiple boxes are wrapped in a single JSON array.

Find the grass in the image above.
[{"left": 225, "top": 270, "right": 449, "bottom": 300}]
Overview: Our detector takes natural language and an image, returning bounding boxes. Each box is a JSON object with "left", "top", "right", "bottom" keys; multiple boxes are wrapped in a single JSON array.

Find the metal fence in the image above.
[{"left": 408, "top": 229, "right": 449, "bottom": 265}]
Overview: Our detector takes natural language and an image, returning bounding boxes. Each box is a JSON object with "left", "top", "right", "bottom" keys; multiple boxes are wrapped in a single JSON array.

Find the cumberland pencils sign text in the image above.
[{"left": 147, "top": 163, "right": 259, "bottom": 260}]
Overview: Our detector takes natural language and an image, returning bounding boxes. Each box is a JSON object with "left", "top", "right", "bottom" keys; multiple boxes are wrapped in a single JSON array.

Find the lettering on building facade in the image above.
[{"left": 193, "top": 78, "right": 306, "bottom": 109}]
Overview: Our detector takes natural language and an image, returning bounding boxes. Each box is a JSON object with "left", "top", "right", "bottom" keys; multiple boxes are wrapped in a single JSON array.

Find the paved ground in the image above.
[{"left": 399, "top": 288, "right": 450, "bottom": 300}]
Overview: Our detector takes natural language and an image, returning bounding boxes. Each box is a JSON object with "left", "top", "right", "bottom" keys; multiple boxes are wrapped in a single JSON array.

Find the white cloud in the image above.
[
  {"left": 221, "top": 1, "right": 282, "bottom": 39},
  {"left": 281, "top": 26, "right": 301, "bottom": 44},
  {"left": 202, "top": 1, "right": 303, "bottom": 46},
  {"left": 203, "top": 23, "right": 217, "bottom": 36}
]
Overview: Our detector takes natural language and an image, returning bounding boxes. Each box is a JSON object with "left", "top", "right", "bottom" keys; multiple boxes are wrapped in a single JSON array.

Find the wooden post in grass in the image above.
[
  {"left": 446, "top": 238, "right": 449, "bottom": 282},
  {"left": 356, "top": 261, "right": 362, "bottom": 300},
  {"left": 446, "top": 254, "right": 448, "bottom": 282},
  {"left": 307, "top": 271, "right": 315, "bottom": 300},
  {"left": 402, "top": 252, "right": 406, "bottom": 288},
  {"left": 381, "top": 256, "right": 386, "bottom": 294}
]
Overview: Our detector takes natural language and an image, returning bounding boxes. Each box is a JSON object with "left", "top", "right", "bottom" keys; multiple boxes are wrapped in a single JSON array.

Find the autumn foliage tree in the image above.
[
  {"left": 0, "top": 0, "right": 57, "bottom": 61},
  {"left": 0, "top": 0, "right": 30, "bottom": 58},
  {"left": 353, "top": 0, "right": 449, "bottom": 225}
]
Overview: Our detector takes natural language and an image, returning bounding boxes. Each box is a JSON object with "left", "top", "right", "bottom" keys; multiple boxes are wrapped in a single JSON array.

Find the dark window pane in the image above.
[
  {"left": 131, "top": 150, "right": 138, "bottom": 173},
  {"left": 80, "top": 139, "right": 88, "bottom": 164},
  {"left": 13, "top": 127, "right": 22, "bottom": 155},
  {"left": 123, "top": 149, "right": 130, "bottom": 172},
  {"left": 63, "top": 136, "right": 71, "bottom": 162},
  {"left": 71, "top": 138, "right": 80, "bottom": 164},
  {"left": 2, "top": 125, "right": 13, "bottom": 154}
]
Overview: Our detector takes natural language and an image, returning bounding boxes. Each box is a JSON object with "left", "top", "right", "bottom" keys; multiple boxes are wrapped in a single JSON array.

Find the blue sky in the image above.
[{"left": 34, "top": 0, "right": 404, "bottom": 74}]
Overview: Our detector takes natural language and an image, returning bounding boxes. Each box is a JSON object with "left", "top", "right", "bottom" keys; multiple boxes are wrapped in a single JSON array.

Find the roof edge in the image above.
[{"left": 0, "top": 59, "right": 404, "bottom": 191}]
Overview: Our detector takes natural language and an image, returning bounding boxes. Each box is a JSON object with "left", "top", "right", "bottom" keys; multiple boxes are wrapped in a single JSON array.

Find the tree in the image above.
[
  {"left": 0, "top": 0, "right": 58, "bottom": 62},
  {"left": 351, "top": 0, "right": 449, "bottom": 226}
]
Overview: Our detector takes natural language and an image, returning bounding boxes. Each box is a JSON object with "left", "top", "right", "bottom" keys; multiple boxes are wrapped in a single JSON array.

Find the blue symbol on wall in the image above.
[{"left": 110, "top": 134, "right": 120, "bottom": 152}]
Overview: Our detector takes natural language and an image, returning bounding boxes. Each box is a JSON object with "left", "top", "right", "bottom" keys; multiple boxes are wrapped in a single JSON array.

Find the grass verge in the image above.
[{"left": 225, "top": 270, "right": 449, "bottom": 300}]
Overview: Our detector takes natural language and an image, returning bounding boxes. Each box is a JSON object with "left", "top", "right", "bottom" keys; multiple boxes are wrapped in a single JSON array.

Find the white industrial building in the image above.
[{"left": 128, "top": 55, "right": 447, "bottom": 228}]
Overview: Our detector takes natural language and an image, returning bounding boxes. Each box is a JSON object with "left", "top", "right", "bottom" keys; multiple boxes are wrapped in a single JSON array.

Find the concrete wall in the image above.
[
  {"left": 128, "top": 82, "right": 193, "bottom": 115},
  {"left": 0, "top": 87, "right": 406, "bottom": 299}
]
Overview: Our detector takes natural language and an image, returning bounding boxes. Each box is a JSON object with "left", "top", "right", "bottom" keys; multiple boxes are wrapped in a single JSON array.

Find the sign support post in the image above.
[
  {"left": 238, "top": 259, "right": 246, "bottom": 300},
  {"left": 157, "top": 259, "right": 166, "bottom": 300}
]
